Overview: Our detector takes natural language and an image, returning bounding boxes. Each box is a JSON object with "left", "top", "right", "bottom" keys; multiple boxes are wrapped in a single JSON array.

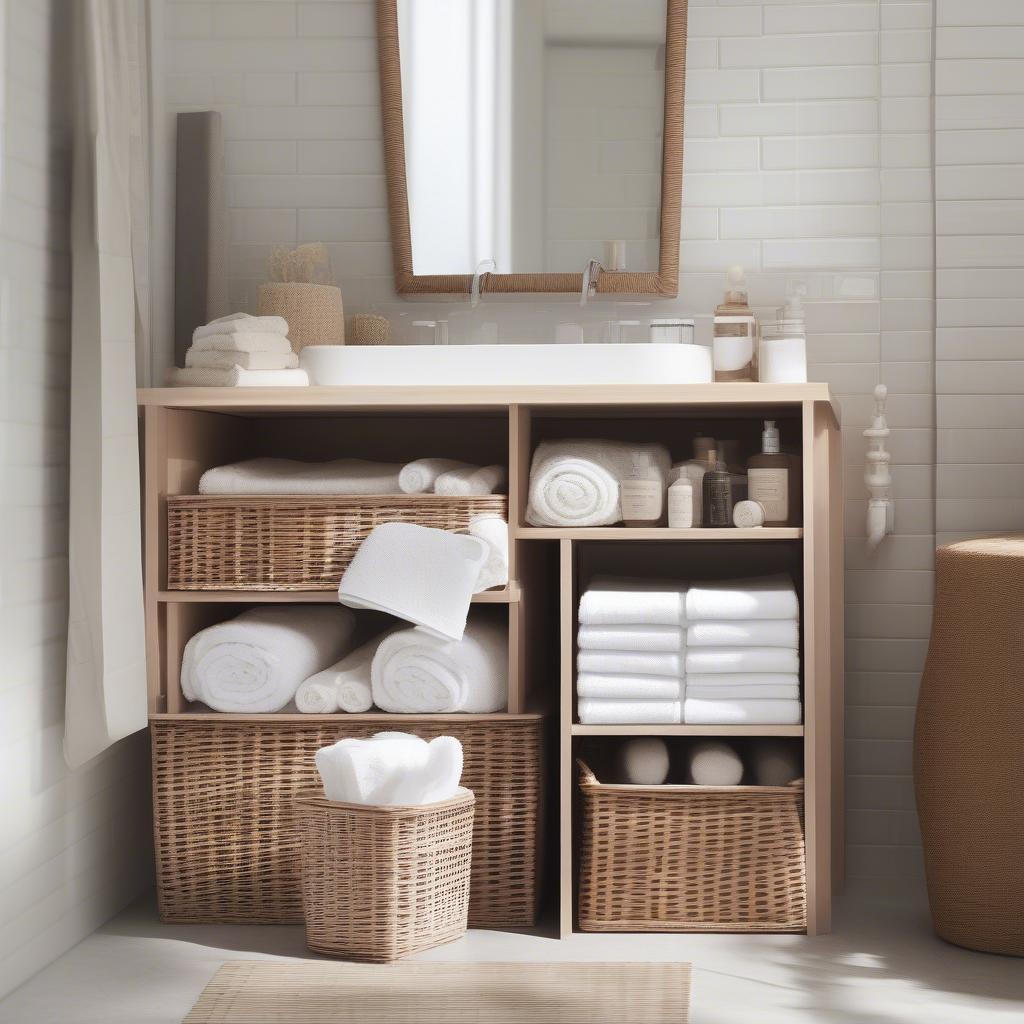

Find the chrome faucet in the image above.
[
  {"left": 470, "top": 258, "right": 496, "bottom": 309},
  {"left": 580, "top": 258, "right": 602, "bottom": 307}
]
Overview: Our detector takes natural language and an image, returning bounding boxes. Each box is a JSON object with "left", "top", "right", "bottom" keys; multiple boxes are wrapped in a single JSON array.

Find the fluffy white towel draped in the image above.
[
  {"left": 577, "top": 698, "right": 682, "bottom": 725},
  {"left": 434, "top": 463, "right": 507, "bottom": 496},
  {"left": 576, "top": 674, "right": 683, "bottom": 700},
  {"left": 526, "top": 440, "right": 671, "bottom": 527},
  {"left": 371, "top": 617, "right": 508, "bottom": 714},
  {"left": 686, "top": 684, "right": 799, "bottom": 700},
  {"left": 577, "top": 650, "right": 683, "bottom": 678},
  {"left": 578, "top": 624, "right": 685, "bottom": 653},
  {"left": 687, "top": 619, "right": 799, "bottom": 648},
  {"left": 468, "top": 516, "right": 509, "bottom": 592},
  {"left": 685, "top": 647, "right": 800, "bottom": 675},
  {"left": 181, "top": 606, "right": 355, "bottom": 713},
  {"left": 194, "top": 313, "right": 289, "bottom": 341},
  {"left": 296, "top": 628, "right": 398, "bottom": 714},
  {"left": 399, "top": 458, "right": 474, "bottom": 494},
  {"left": 684, "top": 698, "right": 802, "bottom": 726},
  {"left": 578, "top": 577, "right": 687, "bottom": 626},
  {"left": 191, "top": 331, "right": 295, "bottom": 354},
  {"left": 166, "top": 366, "right": 309, "bottom": 387},
  {"left": 185, "top": 348, "right": 299, "bottom": 370},
  {"left": 687, "top": 672, "right": 800, "bottom": 690},
  {"left": 198, "top": 457, "right": 405, "bottom": 495},
  {"left": 686, "top": 574, "right": 799, "bottom": 621}
]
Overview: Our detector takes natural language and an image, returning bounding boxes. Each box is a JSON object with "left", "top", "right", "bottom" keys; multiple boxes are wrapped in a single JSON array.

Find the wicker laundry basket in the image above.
[
  {"left": 295, "top": 789, "right": 474, "bottom": 962},
  {"left": 166, "top": 494, "right": 508, "bottom": 590},
  {"left": 576, "top": 760, "right": 806, "bottom": 932}
]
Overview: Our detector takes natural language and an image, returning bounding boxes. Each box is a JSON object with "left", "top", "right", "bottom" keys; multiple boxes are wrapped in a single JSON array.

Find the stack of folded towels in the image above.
[
  {"left": 167, "top": 312, "right": 310, "bottom": 387},
  {"left": 576, "top": 577, "right": 686, "bottom": 724},
  {"left": 683, "top": 574, "right": 801, "bottom": 725}
]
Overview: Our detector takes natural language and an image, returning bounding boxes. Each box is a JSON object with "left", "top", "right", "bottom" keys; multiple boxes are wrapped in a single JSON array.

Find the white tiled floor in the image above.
[{"left": 0, "top": 890, "right": 1021, "bottom": 1023}]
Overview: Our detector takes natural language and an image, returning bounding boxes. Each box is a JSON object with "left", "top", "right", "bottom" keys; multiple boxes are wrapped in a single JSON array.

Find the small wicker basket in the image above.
[
  {"left": 295, "top": 789, "right": 475, "bottom": 962},
  {"left": 577, "top": 760, "right": 806, "bottom": 933}
]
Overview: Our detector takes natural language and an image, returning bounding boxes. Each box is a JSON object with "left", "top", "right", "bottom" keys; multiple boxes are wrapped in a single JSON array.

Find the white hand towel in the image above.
[
  {"left": 399, "top": 458, "right": 475, "bottom": 494},
  {"left": 578, "top": 624, "right": 685, "bottom": 653},
  {"left": 315, "top": 732, "right": 431, "bottom": 805},
  {"left": 687, "top": 619, "right": 799, "bottom": 648},
  {"left": 683, "top": 698, "right": 802, "bottom": 726},
  {"left": 185, "top": 348, "right": 299, "bottom": 370},
  {"left": 687, "top": 683, "right": 800, "bottom": 700},
  {"left": 468, "top": 516, "right": 509, "bottom": 593},
  {"left": 578, "top": 577, "right": 687, "bottom": 627},
  {"left": 194, "top": 313, "right": 289, "bottom": 342},
  {"left": 371, "top": 617, "right": 507, "bottom": 714},
  {"left": 166, "top": 367, "right": 309, "bottom": 387},
  {"left": 181, "top": 606, "right": 355, "bottom": 713},
  {"left": 434, "top": 463, "right": 507, "bottom": 496},
  {"left": 685, "top": 574, "right": 799, "bottom": 621},
  {"left": 685, "top": 647, "right": 800, "bottom": 675},
  {"left": 687, "top": 672, "right": 800, "bottom": 690},
  {"left": 198, "top": 457, "right": 405, "bottom": 496},
  {"left": 577, "top": 650, "right": 682, "bottom": 678},
  {"left": 577, "top": 698, "right": 682, "bottom": 725},
  {"left": 191, "top": 331, "right": 295, "bottom": 354},
  {"left": 339, "top": 523, "right": 489, "bottom": 641},
  {"left": 526, "top": 439, "right": 671, "bottom": 527},
  {"left": 576, "top": 673, "right": 682, "bottom": 700},
  {"left": 296, "top": 628, "right": 399, "bottom": 714},
  {"left": 386, "top": 736, "right": 464, "bottom": 806}
]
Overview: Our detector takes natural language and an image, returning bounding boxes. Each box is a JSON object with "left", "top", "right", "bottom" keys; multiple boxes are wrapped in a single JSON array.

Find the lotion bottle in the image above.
[
  {"left": 747, "top": 420, "right": 800, "bottom": 526},
  {"left": 667, "top": 477, "right": 694, "bottom": 528},
  {"left": 620, "top": 452, "right": 664, "bottom": 527}
]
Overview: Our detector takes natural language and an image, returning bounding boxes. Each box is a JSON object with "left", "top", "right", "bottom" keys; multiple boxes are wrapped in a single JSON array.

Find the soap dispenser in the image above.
[
  {"left": 620, "top": 452, "right": 664, "bottom": 527},
  {"left": 713, "top": 266, "right": 758, "bottom": 382},
  {"left": 747, "top": 420, "right": 802, "bottom": 526}
]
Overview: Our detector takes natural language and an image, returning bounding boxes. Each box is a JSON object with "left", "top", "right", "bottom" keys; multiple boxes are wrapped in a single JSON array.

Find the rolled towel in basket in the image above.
[
  {"left": 685, "top": 574, "right": 799, "bottom": 621},
  {"left": 577, "top": 649, "right": 682, "bottom": 678},
  {"left": 576, "top": 673, "right": 682, "bottom": 701},
  {"left": 296, "top": 628, "right": 399, "bottom": 714},
  {"left": 371, "top": 616, "right": 507, "bottom": 714},
  {"left": 685, "top": 647, "right": 799, "bottom": 675},
  {"left": 688, "top": 740, "right": 744, "bottom": 786},
  {"left": 684, "top": 698, "right": 802, "bottom": 726},
  {"left": 687, "top": 619, "right": 799, "bottom": 648},
  {"left": 468, "top": 515, "right": 509, "bottom": 593},
  {"left": 181, "top": 606, "right": 355, "bottom": 713},
  {"left": 578, "top": 624, "right": 684, "bottom": 653},
  {"left": 578, "top": 577, "right": 687, "bottom": 627},
  {"left": 399, "top": 458, "right": 474, "bottom": 494},
  {"left": 198, "top": 457, "right": 405, "bottom": 495},
  {"left": 577, "top": 698, "right": 682, "bottom": 725},
  {"left": 526, "top": 440, "right": 671, "bottom": 527},
  {"left": 434, "top": 463, "right": 507, "bottom": 496}
]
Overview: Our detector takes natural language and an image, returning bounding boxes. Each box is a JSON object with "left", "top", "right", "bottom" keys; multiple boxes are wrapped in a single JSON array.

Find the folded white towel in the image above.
[
  {"left": 577, "top": 649, "right": 682, "bottom": 678},
  {"left": 687, "top": 619, "right": 799, "bottom": 648},
  {"left": 685, "top": 647, "right": 800, "bottom": 675},
  {"left": 166, "top": 367, "right": 309, "bottom": 387},
  {"left": 434, "top": 463, "right": 507, "bottom": 496},
  {"left": 296, "top": 628, "right": 399, "bottom": 714},
  {"left": 578, "top": 577, "right": 687, "bottom": 627},
  {"left": 577, "top": 624, "right": 685, "bottom": 653},
  {"left": 687, "top": 672, "right": 800, "bottom": 690},
  {"left": 576, "top": 673, "right": 682, "bottom": 700},
  {"left": 577, "top": 698, "right": 682, "bottom": 725},
  {"left": 526, "top": 440, "right": 671, "bottom": 527},
  {"left": 198, "top": 457, "right": 405, "bottom": 496},
  {"left": 339, "top": 523, "right": 488, "bottom": 641},
  {"left": 684, "top": 698, "right": 802, "bottom": 726},
  {"left": 686, "top": 574, "right": 799, "bottom": 621},
  {"left": 194, "top": 312, "right": 289, "bottom": 342},
  {"left": 687, "top": 683, "right": 799, "bottom": 700},
  {"left": 371, "top": 617, "right": 507, "bottom": 714},
  {"left": 185, "top": 348, "right": 299, "bottom": 370},
  {"left": 181, "top": 606, "right": 355, "bottom": 713},
  {"left": 191, "top": 331, "right": 295, "bottom": 354},
  {"left": 468, "top": 516, "right": 509, "bottom": 593},
  {"left": 399, "top": 458, "right": 474, "bottom": 494}
]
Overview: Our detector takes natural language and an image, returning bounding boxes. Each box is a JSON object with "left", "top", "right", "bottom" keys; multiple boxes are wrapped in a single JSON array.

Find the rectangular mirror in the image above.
[{"left": 377, "top": 0, "right": 687, "bottom": 297}]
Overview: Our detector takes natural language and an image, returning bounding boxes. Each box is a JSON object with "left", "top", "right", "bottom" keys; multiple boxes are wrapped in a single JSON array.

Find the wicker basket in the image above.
[
  {"left": 151, "top": 716, "right": 540, "bottom": 927},
  {"left": 577, "top": 760, "right": 806, "bottom": 933},
  {"left": 166, "top": 494, "right": 509, "bottom": 591},
  {"left": 295, "top": 789, "right": 474, "bottom": 962}
]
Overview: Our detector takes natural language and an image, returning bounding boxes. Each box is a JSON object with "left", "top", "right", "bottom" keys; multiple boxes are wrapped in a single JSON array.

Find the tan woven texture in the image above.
[
  {"left": 576, "top": 761, "right": 806, "bottom": 932},
  {"left": 152, "top": 717, "right": 540, "bottom": 927},
  {"left": 184, "top": 961, "right": 691, "bottom": 1023},
  {"left": 295, "top": 790, "right": 474, "bottom": 962},
  {"left": 166, "top": 494, "right": 508, "bottom": 590},
  {"left": 914, "top": 535, "right": 1024, "bottom": 956},
  {"left": 257, "top": 281, "right": 344, "bottom": 350},
  {"left": 351, "top": 312, "right": 392, "bottom": 345}
]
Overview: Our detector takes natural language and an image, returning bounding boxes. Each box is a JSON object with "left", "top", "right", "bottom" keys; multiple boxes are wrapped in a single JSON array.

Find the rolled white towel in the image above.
[
  {"left": 468, "top": 516, "right": 509, "bottom": 593},
  {"left": 577, "top": 649, "right": 682, "bottom": 678},
  {"left": 185, "top": 348, "right": 299, "bottom": 370},
  {"left": 296, "top": 628, "right": 399, "bottom": 714},
  {"left": 166, "top": 367, "right": 309, "bottom": 388},
  {"left": 194, "top": 313, "right": 289, "bottom": 342},
  {"left": 191, "top": 331, "right": 295, "bottom": 354},
  {"left": 576, "top": 673, "right": 682, "bottom": 701},
  {"left": 315, "top": 732, "right": 432, "bottom": 805},
  {"left": 685, "top": 647, "right": 800, "bottom": 675},
  {"left": 577, "top": 698, "right": 682, "bottom": 725},
  {"left": 181, "top": 606, "right": 355, "bottom": 713},
  {"left": 686, "top": 683, "right": 799, "bottom": 700},
  {"left": 371, "top": 616, "right": 507, "bottom": 714},
  {"left": 399, "top": 458, "right": 474, "bottom": 494},
  {"left": 615, "top": 737, "right": 670, "bottom": 785},
  {"left": 688, "top": 740, "right": 744, "bottom": 786},
  {"left": 687, "top": 672, "right": 800, "bottom": 690},
  {"left": 434, "top": 463, "right": 507, "bottom": 496},
  {"left": 750, "top": 739, "right": 802, "bottom": 787},
  {"left": 684, "top": 698, "right": 802, "bottom": 726},
  {"left": 198, "top": 457, "right": 405, "bottom": 495},
  {"left": 526, "top": 440, "right": 671, "bottom": 527},
  {"left": 687, "top": 619, "right": 799, "bottom": 648},
  {"left": 578, "top": 624, "right": 684, "bottom": 653},
  {"left": 686, "top": 574, "right": 799, "bottom": 621},
  {"left": 578, "top": 577, "right": 687, "bottom": 626}
]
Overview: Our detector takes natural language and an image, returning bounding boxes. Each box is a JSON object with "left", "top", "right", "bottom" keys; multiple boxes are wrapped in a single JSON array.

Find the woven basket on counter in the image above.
[
  {"left": 166, "top": 494, "right": 508, "bottom": 590},
  {"left": 151, "top": 716, "right": 540, "bottom": 928},
  {"left": 576, "top": 760, "right": 806, "bottom": 933}
]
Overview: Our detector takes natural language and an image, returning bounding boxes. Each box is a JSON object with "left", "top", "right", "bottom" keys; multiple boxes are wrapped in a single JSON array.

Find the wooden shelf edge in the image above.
[
  {"left": 515, "top": 527, "right": 802, "bottom": 541},
  {"left": 150, "top": 711, "right": 543, "bottom": 723},
  {"left": 157, "top": 585, "right": 521, "bottom": 604},
  {"left": 571, "top": 724, "right": 804, "bottom": 737}
]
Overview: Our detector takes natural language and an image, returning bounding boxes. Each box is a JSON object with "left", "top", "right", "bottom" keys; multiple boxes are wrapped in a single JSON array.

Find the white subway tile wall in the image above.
[{"left": 0, "top": 0, "right": 152, "bottom": 999}]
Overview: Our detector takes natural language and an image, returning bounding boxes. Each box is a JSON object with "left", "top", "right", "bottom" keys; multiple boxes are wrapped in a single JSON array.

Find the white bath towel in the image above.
[
  {"left": 371, "top": 617, "right": 507, "bottom": 714},
  {"left": 687, "top": 672, "right": 800, "bottom": 690},
  {"left": 576, "top": 673, "right": 683, "bottom": 701},
  {"left": 686, "top": 683, "right": 800, "bottom": 700},
  {"left": 577, "top": 649, "right": 682, "bottom": 678},
  {"left": 434, "top": 463, "right": 507, "bottom": 496},
  {"left": 185, "top": 348, "right": 299, "bottom": 370},
  {"left": 191, "top": 331, "right": 295, "bottom": 354},
  {"left": 685, "top": 647, "right": 800, "bottom": 675},
  {"left": 386, "top": 735, "right": 465, "bottom": 806},
  {"left": 198, "top": 457, "right": 405, "bottom": 496},
  {"left": 295, "top": 628, "right": 399, "bottom": 714},
  {"left": 683, "top": 698, "right": 802, "bottom": 726},
  {"left": 685, "top": 574, "right": 799, "bottom": 621},
  {"left": 339, "top": 523, "right": 488, "bottom": 641},
  {"left": 577, "top": 698, "right": 682, "bottom": 725},
  {"left": 577, "top": 624, "right": 685, "bottom": 653},
  {"left": 468, "top": 516, "right": 509, "bottom": 593},
  {"left": 399, "top": 458, "right": 474, "bottom": 494},
  {"left": 687, "top": 619, "right": 799, "bottom": 648},
  {"left": 181, "top": 606, "right": 355, "bottom": 713},
  {"left": 166, "top": 366, "right": 309, "bottom": 387},
  {"left": 526, "top": 440, "right": 671, "bottom": 527},
  {"left": 578, "top": 577, "right": 687, "bottom": 627},
  {"left": 194, "top": 312, "right": 289, "bottom": 342}
]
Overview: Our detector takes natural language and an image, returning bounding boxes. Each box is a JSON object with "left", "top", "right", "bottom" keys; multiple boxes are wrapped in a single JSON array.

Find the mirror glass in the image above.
[{"left": 397, "top": 0, "right": 667, "bottom": 277}]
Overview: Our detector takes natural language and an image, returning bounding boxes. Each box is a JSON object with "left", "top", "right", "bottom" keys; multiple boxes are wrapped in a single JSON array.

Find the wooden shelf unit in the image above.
[{"left": 139, "top": 382, "right": 842, "bottom": 938}]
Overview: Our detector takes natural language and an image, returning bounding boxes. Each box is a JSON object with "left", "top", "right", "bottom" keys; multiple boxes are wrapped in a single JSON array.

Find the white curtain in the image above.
[{"left": 64, "top": 0, "right": 149, "bottom": 767}]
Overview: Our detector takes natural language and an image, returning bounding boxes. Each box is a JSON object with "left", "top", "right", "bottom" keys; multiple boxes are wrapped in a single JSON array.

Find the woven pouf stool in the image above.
[{"left": 914, "top": 535, "right": 1024, "bottom": 956}]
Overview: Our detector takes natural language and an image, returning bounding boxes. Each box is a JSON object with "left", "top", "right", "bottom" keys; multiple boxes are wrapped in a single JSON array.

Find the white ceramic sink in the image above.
[{"left": 301, "top": 343, "right": 712, "bottom": 387}]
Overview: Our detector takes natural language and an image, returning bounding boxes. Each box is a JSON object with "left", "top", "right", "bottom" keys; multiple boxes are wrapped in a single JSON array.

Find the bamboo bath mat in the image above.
[{"left": 184, "top": 960, "right": 691, "bottom": 1022}]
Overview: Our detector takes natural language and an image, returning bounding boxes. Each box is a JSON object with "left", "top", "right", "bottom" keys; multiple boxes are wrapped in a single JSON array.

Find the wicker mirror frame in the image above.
[{"left": 376, "top": 0, "right": 687, "bottom": 297}]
